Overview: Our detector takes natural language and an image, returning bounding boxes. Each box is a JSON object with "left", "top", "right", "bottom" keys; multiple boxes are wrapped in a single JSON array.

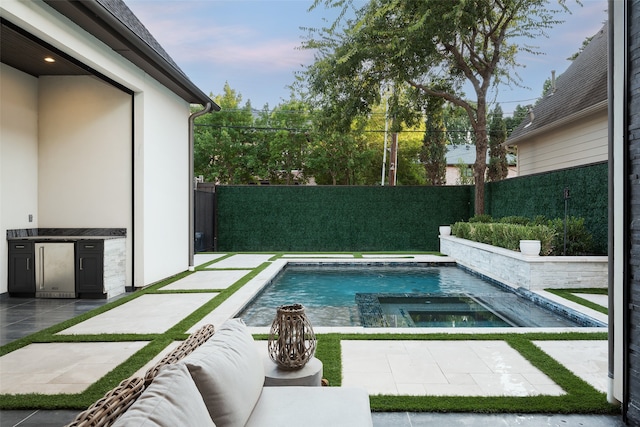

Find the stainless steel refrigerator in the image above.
[{"left": 35, "top": 242, "right": 76, "bottom": 298}]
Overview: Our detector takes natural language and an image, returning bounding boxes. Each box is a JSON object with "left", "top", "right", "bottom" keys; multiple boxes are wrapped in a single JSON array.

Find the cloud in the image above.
[{"left": 127, "top": 1, "right": 314, "bottom": 72}]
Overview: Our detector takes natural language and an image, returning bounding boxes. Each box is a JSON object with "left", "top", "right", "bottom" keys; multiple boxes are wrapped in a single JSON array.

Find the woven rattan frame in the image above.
[
  {"left": 143, "top": 323, "right": 215, "bottom": 385},
  {"left": 268, "top": 304, "right": 317, "bottom": 369},
  {"left": 65, "top": 324, "right": 215, "bottom": 427},
  {"left": 65, "top": 376, "right": 145, "bottom": 427}
]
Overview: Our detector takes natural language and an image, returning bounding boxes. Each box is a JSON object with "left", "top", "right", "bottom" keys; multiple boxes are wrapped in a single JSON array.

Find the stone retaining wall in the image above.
[{"left": 439, "top": 235, "right": 607, "bottom": 290}]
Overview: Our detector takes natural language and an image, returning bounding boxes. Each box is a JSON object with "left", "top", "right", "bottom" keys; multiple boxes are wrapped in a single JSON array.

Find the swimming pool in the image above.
[{"left": 237, "top": 264, "right": 601, "bottom": 328}]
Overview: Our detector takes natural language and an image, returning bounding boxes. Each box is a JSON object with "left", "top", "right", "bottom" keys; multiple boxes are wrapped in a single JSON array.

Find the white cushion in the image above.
[
  {"left": 246, "top": 386, "right": 373, "bottom": 427},
  {"left": 183, "top": 318, "right": 264, "bottom": 427},
  {"left": 112, "top": 363, "right": 216, "bottom": 427}
]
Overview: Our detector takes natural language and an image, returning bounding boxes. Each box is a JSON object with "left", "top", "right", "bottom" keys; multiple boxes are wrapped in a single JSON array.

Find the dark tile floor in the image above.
[
  {"left": 0, "top": 294, "right": 125, "bottom": 346},
  {"left": 0, "top": 294, "right": 627, "bottom": 427},
  {"left": 0, "top": 293, "right": 124, "bottom": 427}
]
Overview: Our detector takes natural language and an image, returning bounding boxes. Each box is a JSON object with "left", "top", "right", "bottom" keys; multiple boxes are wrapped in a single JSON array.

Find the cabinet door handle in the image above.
[
  {"left": 39, "top": 246, "right": 44, "bottom": 289},
  {"left": 79, "top": 258, "right": 83, "bottom": 271},
  {"left": 26, "top": 257, "right": 30, "bottom": 271}
]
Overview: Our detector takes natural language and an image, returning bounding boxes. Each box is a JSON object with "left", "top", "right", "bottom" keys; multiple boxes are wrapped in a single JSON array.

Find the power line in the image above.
[{"left": 195, "top": 123, "right": 477, "bottom": 133}]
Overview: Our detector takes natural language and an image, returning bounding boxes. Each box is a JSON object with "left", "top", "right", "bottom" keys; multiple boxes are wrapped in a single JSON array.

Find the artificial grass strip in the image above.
[
  {"left": 368, "top": 394, "right": 617, "bottom": 414},
  {"left": 311, "top": 332, "right": 616, "bottom": 414},
  {"left": 315, "top": 335, "right": 342, "bottom": 386},
  {"left": 0, "top": 254, "right": 616, "bottom": 413},
  {"left": 195, "top": 252, "right": 236, "bottom": 269},
  {"left": 165, "top": 261, "right": 272, "bottom": 334},
  {"left": 546, "top": 288, "right": 608, "bottom": 315},
  {"left": 322, "top": 332, "right": 607, "bottom": 342}
]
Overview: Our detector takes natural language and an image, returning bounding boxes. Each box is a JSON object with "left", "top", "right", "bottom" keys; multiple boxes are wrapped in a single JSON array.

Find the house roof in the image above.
[
  {"left": 506, "top": 22, "right": 607, "bottom": 145},
  {"left": 14, "top": 0, "right": 218, "bottom": 108}
]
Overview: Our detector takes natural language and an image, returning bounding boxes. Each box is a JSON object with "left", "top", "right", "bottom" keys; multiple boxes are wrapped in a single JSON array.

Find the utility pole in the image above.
[
  {"left": 381, "top": 96, "right": 389, "bottom": 186},
  {"left": 388, "top": 132, "right": 398, "bottom": 186}
]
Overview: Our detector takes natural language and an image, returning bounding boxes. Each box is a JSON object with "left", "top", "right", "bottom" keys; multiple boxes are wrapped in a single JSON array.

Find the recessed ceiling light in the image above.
[{"left": 44, "top": 57, "right": 55, "bottom": 63}]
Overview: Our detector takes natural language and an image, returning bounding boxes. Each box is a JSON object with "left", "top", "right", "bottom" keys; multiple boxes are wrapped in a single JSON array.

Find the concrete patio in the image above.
[{"left": 0, "top": 253, "right": 623, "bottom": 426}]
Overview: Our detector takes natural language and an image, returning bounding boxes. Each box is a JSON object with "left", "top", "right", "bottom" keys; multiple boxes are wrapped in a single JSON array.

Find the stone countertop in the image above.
[
  {"left": 7, "top": 228, "right": 126, "bottom": 240},
  {"left": 8, "top": 236, "right": 125, "bottom": 241}
]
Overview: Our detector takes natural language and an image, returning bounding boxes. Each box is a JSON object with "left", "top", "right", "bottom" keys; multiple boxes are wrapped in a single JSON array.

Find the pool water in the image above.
[{"left": 238, "top": 265, "right": 590, "bottom": 328}]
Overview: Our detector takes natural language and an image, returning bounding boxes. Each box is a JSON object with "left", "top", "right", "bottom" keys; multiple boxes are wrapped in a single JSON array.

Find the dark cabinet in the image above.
[
  {"left": 8, "top": 241, "right": 35, "bottom": 296},
  {"left": 76, "top": 240, "right": 104, "bottom": 297}
]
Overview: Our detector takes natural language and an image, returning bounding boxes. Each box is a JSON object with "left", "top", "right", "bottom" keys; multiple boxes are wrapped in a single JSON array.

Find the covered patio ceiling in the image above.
[{"left": 1, "top": 18, "right": 92, "bottom": 78}]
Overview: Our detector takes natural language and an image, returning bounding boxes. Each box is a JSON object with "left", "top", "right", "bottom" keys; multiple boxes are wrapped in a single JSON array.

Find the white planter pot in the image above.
[
  {"left": 439, "top": 225, "right": 451, "bottom": 236},
  {"left": 519, "top": 240, "right": 541, "bottom": 256}
]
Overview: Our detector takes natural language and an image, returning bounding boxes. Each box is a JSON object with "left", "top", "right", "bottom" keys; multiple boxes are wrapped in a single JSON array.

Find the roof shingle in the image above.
[{"left": 507, "top": 22, "right": 608, "bottom": 143}]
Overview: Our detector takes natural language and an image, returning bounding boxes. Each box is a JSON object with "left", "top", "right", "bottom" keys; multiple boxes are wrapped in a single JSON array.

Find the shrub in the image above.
[
  {"left": 499, "top": 216, "right": 531, "bottom": 225},
  {"left": 451, "top": 221, "right": 555, "bottom": 255},
  {"left": 451, "top": 222, "right": 471, "bottom": 239},
  {"left": 469, "top": 214, "right": 493, "bottom": 223},
  {"left": 490, "top": 223, "right": 518, "bottom": 250},
  {"left": 531, "top": 215, "right": 548, "bottom": 226},
  {"left": 522, "top": 224, "right": 555, "bottom": 255},
  {"left": 546, "top": 216, "right": 594, "bottom": 256}
]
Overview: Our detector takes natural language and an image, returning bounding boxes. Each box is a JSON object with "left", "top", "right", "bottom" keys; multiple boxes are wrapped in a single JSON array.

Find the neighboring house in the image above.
[
  {"left": 505, "top": 23, "right": 608, "bottom": 176},
  {"left": 444, "top": 144, "right": 517, "bottom": 185},
  {"left": 0, "top": 0, "right": 219, "bottom": 295}
]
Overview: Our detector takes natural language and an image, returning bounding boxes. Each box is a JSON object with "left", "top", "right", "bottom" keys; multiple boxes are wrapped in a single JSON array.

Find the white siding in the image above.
[{"left": 516, "top": 110, "right": 608, "bottom": 176}]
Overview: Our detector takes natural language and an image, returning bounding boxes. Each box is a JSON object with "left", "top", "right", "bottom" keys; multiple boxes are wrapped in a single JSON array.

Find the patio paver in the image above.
[
  {"left": 534, "top": 340, "right": 608, "bottom": 393},
  {"left": 0, "top": 341, "right": 148, "bottom": 394},
  {"left": 57, "top": 294, "right": 214, "bottom": 335},
  {"left": 162, "top": 270, "right": 249, "bottom": 291},
  {"left": 209, "top": 254, "right": 274, "bottom": 269},
  {"left": 341, "top": 340, "right": 565, "bottom": 396}
]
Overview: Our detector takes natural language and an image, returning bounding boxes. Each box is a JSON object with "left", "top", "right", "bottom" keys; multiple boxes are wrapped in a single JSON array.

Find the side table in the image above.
[{"left": 263, "top": 356, "right": 323, "bottom": 387}]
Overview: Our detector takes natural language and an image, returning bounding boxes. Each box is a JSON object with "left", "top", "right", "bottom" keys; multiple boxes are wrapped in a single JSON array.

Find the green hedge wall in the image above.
[
  {"left": 215, "top": 186, "right": 472, "bottom": 252},
  {"left": 214, "top": 162, "right": 608, "bottom": 253},
  {"left": 486, "top": 162, "right": 608, "bottom": 253}
]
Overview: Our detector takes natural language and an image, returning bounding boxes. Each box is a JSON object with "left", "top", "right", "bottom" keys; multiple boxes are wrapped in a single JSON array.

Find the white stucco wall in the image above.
[
  {"left": 38, "top": 76, "right": 132, "bottom": 229},
  {"left": 0, "top": 64, "right": 40, "bottom": 294},
  {"left": 2, "top": 0, "right": 197, "bottom": 291},
  {"left": 137, "top": 79, "right": 191, "bottom": 287}
]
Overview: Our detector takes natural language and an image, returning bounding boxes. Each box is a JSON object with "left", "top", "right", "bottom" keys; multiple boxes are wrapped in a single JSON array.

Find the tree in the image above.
[
  {"left": 487, "top": 104, "right": 509, "bottom": 182},
  {"left": 443, "top": 104, "right": 473, "bottom": 146},
  {"left": 567, "top": 36, "right": 593, "bottom": 61},
  {"left": 305, "top": 0, "right": 567, "bottom": 213},
  {"left": 255, "top": 99, "right": 312, "bottom": 184},
  {"left": 306, "top": 130, "right": 375, "bottom": 185},
  {"left": 193, "top": 83, "right": 256, "bottom": 184},
  {"left": 354, "top": 101, "right": 426, "bottom": 185},
  {"left": 421, "top": 97, "right": 447, "bottom": 185},
  {"left": 504, "top": 104, "right": 528, "bottom": 135}
]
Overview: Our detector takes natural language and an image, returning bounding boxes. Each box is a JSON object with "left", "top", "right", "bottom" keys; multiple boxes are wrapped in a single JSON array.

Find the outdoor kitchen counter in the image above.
[{"left": 7, "top": 229, "right": 127, "bottom": 299}]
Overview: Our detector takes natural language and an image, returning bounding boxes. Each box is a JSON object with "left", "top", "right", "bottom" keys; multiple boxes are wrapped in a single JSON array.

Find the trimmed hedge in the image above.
[
  {"left": 451, "top": 222, "right": 555, "bottom": 255},
  {"left": 486, "top": 162, "right": 607, "bottom": 253},
  {"left": 213, "top": 162, "right": 608, "bottom": 253},
  {"left": 215, "top": 186, "right": 471, "bottom": 251}
]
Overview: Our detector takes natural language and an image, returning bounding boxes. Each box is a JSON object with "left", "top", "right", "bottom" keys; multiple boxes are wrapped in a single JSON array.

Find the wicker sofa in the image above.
[{"left": 66, "top": 319, "right": 373, "bottom": 427}]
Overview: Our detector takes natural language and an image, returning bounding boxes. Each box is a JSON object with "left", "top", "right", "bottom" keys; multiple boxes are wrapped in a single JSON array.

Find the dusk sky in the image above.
[{"left": 125, "top": 0, "right": 608, "bottom": 116}]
